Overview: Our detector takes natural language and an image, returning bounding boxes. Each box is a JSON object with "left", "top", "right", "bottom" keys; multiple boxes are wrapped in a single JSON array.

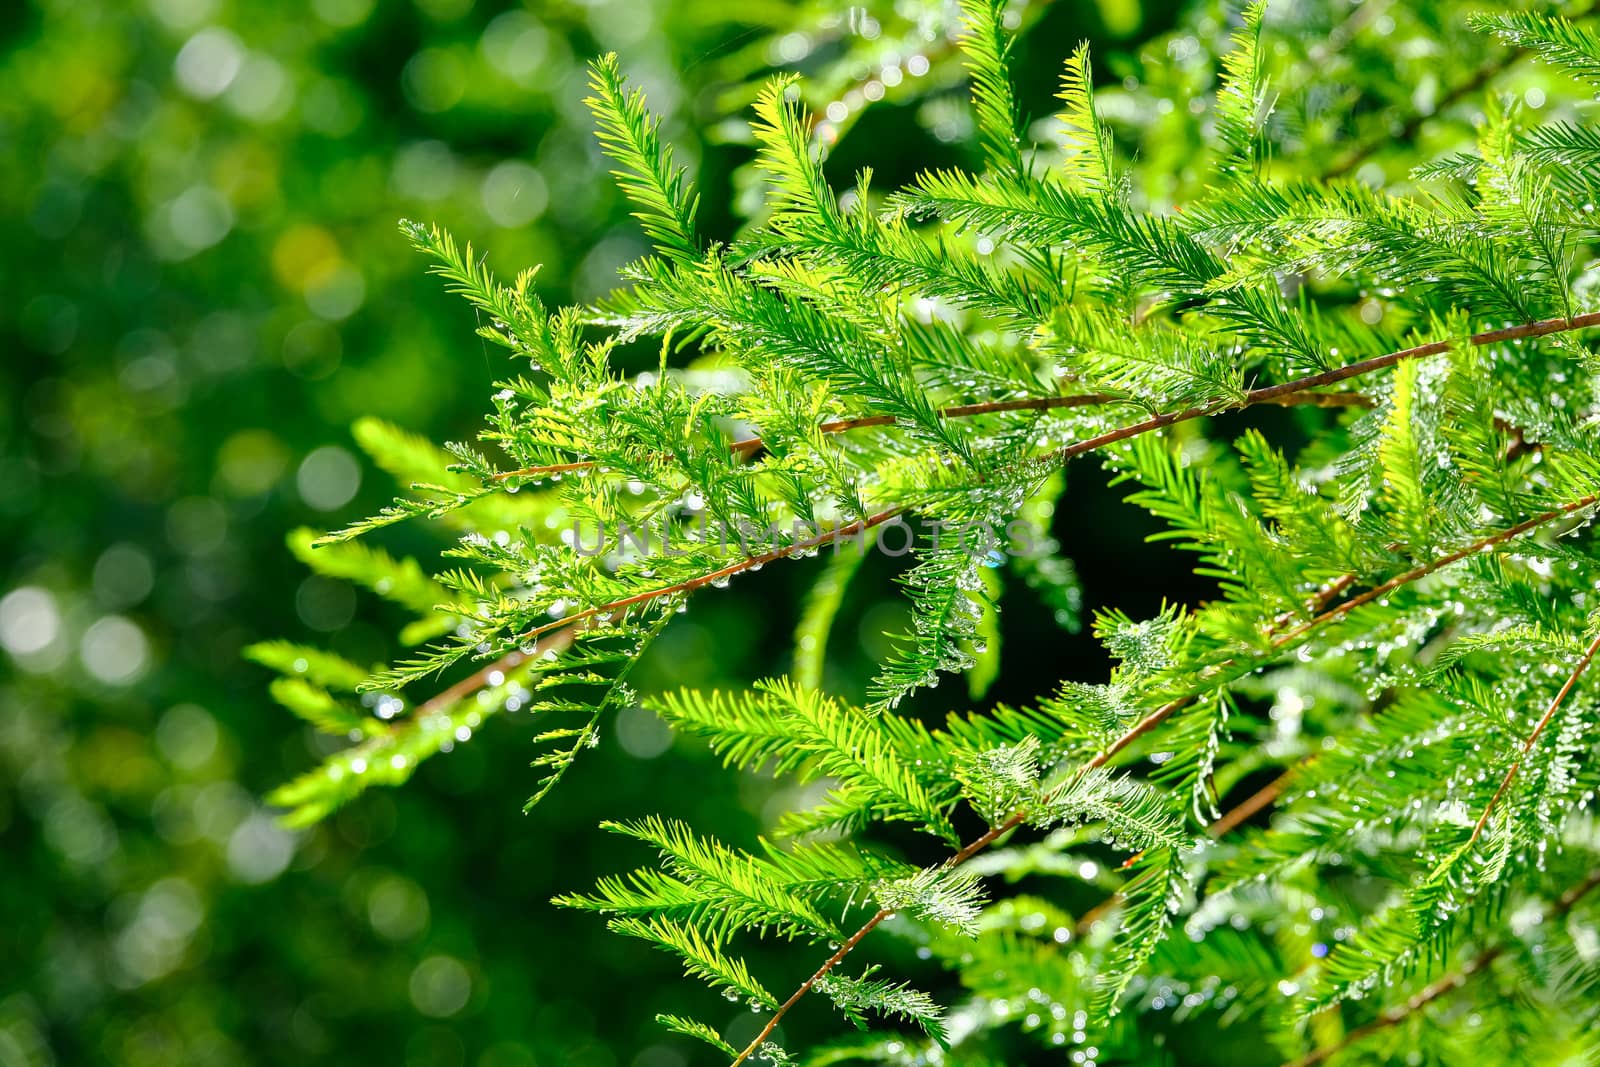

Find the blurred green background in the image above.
[{"left": 0, "top": 0, "right": 1542, "bottom": 1063}]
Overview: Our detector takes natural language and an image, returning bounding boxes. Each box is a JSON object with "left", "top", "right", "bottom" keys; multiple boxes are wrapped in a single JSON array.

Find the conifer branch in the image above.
[
  {"left": 730, "top": 695, "right": 1201, "bottom": 1061},
  {"left": 1281, "top": 867, "right": 1600, "bottom": 1067},
  {"left": 731, "top": 493, "right": 1600, "bottom": 1064},
  {"left": 1091, "top": 764, "right": 1298, "bottom": 920},
  {"left": 1100, "top": 525, "right": 1599, "bottom": 901},
  {"left": 1118, "top": 557, "right": 1369, "bottom": 867},
  {"left": 267, "top": 12, "right": 1600, "bottom": 1057}
]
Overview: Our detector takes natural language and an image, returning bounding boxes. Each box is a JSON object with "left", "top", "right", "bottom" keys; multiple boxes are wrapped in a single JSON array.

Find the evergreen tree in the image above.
[{"left": 262, "top": 3, "right": 1600, "bottom": 1063}]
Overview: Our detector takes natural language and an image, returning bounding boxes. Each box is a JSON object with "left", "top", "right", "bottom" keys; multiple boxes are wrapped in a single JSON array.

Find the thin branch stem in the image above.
[
  {"left": 517, "top": 507, "right": 907, "bottom": 645},
  {"left": 1281, "top": 867, "right": 1600, "bottom": 1067},
  {"left": 1323, "top": 46, "right": 1521, "bottom": 179},
  {"left": 306, "top": 625, "right": 580, "bottom": 773},
  {"left": 1031, "top": 312, "right": 1600, "bottom": 470},
  {"left": 495, "top": 395, "right": 1117, "bottom": 480},
  {"left": 732, "top": 393, "right": 1119, "bottom": 457},
  {"left": 1207, "top": 768, "right": 1294, "bottom": 838},
  {"left": 1272, "top": 495, "right": 1599, "bottom": 649},
  {"left": 492, "top": 390, "right": 1372, "bottom": 481},
  {"left": 413, "top": 634, "right": 561, "bottom": 717},
  {"left": 491, "top": 461, "right": 597, "bottom": 481},
  {"left": 1270, "top": 573, "right": 1359, "bottom": 634},
  {"left": 1467, "top": 629, "right": 1600, "bottom": 846}
]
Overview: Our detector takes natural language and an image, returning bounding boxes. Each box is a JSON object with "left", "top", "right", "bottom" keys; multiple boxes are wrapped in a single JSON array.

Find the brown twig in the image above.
[
  {"left": 494, "top": 395, "right": 1118, "bottom": 480},
  {"left": 1032, "top": 313, "right": 1600, "bottom": 470},
  {"left": 1273, "top": 495, "right": 1600, "bottom": 649},
  {"left": 491, "top": 461, "right": 598, "bottom": 481},
  {"left": 1260, "top": 391, "right": 1375, "bottom": 410},
  {"left": 517, "top": 507, "right": 908, "bottom": 646},
  {"left": 1323, "top": 48, "right": 1522, "bottom": 180},
  {"left": 1270, "top": 573, "right": 1360, "bottom": 633},
  {"left": 729, "top": 393, "right": 1121, "bottom": 458},
  {"left": 1467, "top": 630, "right": 1600, "bottom": 846},
  {"left": 300, "top": 624, "right": 580, "bottom": 780},
  {"left": 1207, "top": 768, "right": 1295, "bottom": 839},
  {"left": 418, "top": 626, "right": 578, "bottom": 716},
  {"left": 492, "top": 389, "right": 1373, "bottom": 481}
]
